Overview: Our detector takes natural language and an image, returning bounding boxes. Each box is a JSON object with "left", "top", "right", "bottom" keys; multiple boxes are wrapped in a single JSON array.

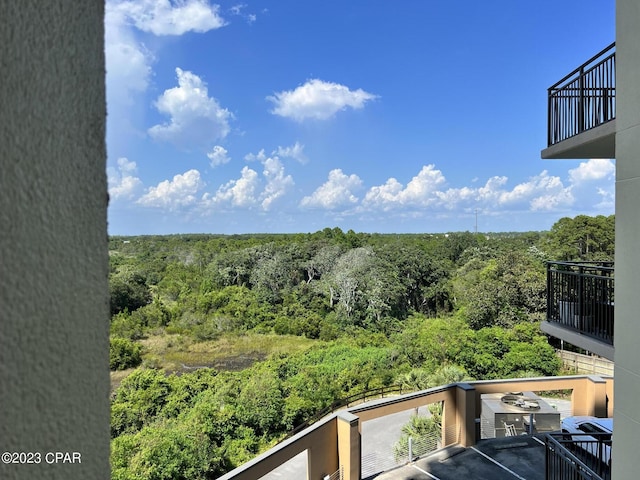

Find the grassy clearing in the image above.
[{"left": 138, "top": 332, "right": 318, "bottom": 373}]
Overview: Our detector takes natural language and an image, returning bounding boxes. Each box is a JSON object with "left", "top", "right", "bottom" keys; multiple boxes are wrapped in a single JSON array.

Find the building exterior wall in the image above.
[
  {"left": 0, "top": 2, "right": 109, "bottom": 479},
  {"left": 613, "top": 0, "right": 640, "bottom": 477}
]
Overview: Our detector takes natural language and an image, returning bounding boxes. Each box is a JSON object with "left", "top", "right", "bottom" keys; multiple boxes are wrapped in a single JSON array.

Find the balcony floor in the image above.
[
  {"left": 541, "top": 119, "right": 616, "bottom": 159},
  {"left": 540, "top": 321, "right": 615, "bottom": 361},
  {"left": 374, "top": 435, "right": 547, "bottom": 480}
]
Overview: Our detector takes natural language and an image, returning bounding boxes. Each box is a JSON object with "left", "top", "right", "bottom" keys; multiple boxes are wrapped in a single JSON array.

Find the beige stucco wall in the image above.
[
  {"left": 0, "top": 1, "right": 109, "bottom": 479},
  {"left": 613, "top": 0, "right": 640, "bottom": 478}
]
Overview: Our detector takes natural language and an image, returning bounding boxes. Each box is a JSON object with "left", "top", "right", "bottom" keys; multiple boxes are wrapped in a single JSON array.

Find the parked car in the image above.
[{"left": 561, "top": 416, "right": 613, "bottom": 467}]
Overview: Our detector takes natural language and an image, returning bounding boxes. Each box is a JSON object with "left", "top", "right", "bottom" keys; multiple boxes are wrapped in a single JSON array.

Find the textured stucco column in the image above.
[
  {"left": 0, "top": 2, "right": 109, "bottom": 479},
  {"left": 307, "top": 420, "right": 339, "bottom": 480},
  {"left": 337, "top": 412, "right": 360, "bottom": 480},
  {"left": 613, "top": 0, "right": 640, "bottom": 478},
  {"left": 570, "top": 376, "right": 608, "bottom": 418},
  {"left": 451, "top": 383, "right": 476, "bottom": 447}
]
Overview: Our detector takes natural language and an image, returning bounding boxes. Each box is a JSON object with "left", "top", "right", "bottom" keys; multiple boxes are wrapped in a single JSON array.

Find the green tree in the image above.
[
  {"left": 111, "top": 369, "right": 174, "bottom": 437},
  {"left": 234, "top": 368, "right": 285, "bottom": 435},
  {"left": 111, "top": 422, "right": 224, "bottom": 480},
  {"left": 454, "top": 250, "right": 546, "bottom": 329},
  {"left": 393, "top": 412, "right": 442, "bottom": 462},
  {"left": 546, "top": 214, "right": 615, "bottom": 261},
  {"left": 110, "top": 337, "right": 143, "bottom": 371},
  {"left": 110, "top": 271, "right": 152, "bottom": 315}
]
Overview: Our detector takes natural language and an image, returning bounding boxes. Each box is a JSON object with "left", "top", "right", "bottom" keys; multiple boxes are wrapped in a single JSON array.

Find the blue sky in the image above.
[{"left": 106, "top": 0, "right": 616, "bottom": 235}]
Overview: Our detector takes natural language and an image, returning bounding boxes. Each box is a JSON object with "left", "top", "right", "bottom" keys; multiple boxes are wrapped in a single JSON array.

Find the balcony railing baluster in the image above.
[
  {"left": 547, "top": 43, "right": 615, "bottom": 146},
  {"left": 546, "top": 432, "right": 611, "bottom": 480},
  {"left": 547, "top": 261, "right": 614, "bottom": 346}
]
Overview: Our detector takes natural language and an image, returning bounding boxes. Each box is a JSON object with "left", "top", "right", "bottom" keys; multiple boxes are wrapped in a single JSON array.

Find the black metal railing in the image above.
[
  {"left": 548, "top": 43, "right": 615, "bottom": 146},
  {"left": 547, "top": 262, "right": 614, "bottom": 345},
  {"left": 546, "top": 432, "right": 611, "bottom": 480}
]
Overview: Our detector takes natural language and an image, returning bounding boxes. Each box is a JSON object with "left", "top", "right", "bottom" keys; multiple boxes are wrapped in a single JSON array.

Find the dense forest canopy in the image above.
[{"left": 108, "top": 215, "right": 614, "bottom": 479}]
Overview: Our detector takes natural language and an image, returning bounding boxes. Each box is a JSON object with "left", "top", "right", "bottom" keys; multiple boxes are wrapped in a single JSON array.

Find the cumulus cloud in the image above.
[
  {"left": 261, "top": 157, "right": 295, "bottom": 210},
  {"left": 267, "top": 79, "right": 378, "bottom": 121},
  {"left": 497, "top": 171, "right": 572, "bottom": 210},
  {"left": 105, "top": 0, "right": 227, "bottom": 107},
  {"left": 300, "top": 169, "right": 363, "bottom": 209},
  {"left": 105, "top": 4, "right": 154, "bottom": 107},
  {"left": 138, "top": 169, "right": 204, "bottom": 210},
  {"left": 208, "top": 166, "right": 260, "bottom": 207},
  {"left": 358, "top": 161, "right": 615, "bottom": 217},
  {"left": 125, "top": 156, "right": 615, "bottom": 223},
  {"left": 244, "top": 149, "right": 267, "bottom": 162},
  {"left": 107, "top": 157, "right": 143, "bottom": 200},
  {"left": 569, "top": 158, "right": 615, "bottom": 183},
  {"left": 207, "top": 153, "right": 294, "bottom": 210},
  {"left": 109, "top": 0, "right": 227, "bottom": 36},
  {"left": 148, "top": 68, "right": 233, "bottom": 150},
  {"left": 244, "top": 143, "right": 307, "bottom": 164},
  {"left": 207, "top": 145, "right": 231, "bottom": 167},
  {"left": 275, "top": 141, "right": 308, "bottom": 164},
  {"left": 567, "top": 158, "right": 615, "bottom": 211},
  {"left": 363, "top": 165, "right": 447, "bottom": 208},
  {"left": 359, "top": 167, "right": 575, "bottom": 215},
  {"left": 595, "top": 186, "right": 615, "bottom": 210}
]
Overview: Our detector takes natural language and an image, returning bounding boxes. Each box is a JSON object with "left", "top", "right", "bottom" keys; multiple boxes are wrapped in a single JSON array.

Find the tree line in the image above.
[{"left": 108, "top": 214, "right": 614, "bottom": 479}]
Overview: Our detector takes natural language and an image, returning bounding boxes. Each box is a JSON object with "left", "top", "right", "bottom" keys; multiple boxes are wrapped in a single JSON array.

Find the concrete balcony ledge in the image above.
[
  {"left": 542, "top": 119, "right": 616, "bottom": 159},
  {"left": 541, "top": 320, "right": 615, "bottom": 361}
]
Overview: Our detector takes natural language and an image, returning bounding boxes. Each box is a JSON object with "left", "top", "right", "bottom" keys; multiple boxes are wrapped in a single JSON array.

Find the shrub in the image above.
[{"left": 110, "top": 337, "right": 143, "bottom": 371}]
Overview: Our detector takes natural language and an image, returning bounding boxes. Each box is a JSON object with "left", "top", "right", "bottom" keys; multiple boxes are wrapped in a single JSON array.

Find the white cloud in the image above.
[
  {"left": 498, "top": 171, "right": 572, "bottom": 210},
  {"left": 300, "top": 169, "right": 363, "bottom": 209},
  {"left": 595, "top": 186, "right": 615, "bottom": 210},
  {"left": 109, "top": 0, "right": 227, "bottom": 36},
  {"left": 261, "top": 157, "right": 294, "bottom": 210},
  {"left": 105, "top": 0, "right": 226, "bottom": 106},
  {"left": 105, "top": 4, "right": 154, "bottom": 107},
  {"left": 138, "top": 169, "right": 204, "bottom": 210},
  {"left": 245, "top": 143, "right": 307, "bottom": 164},
  {"left": 301, "top": 161, "right": 614, "bottom": 219},
  {"left": 268, "top": 79, "right": 378, "bottom": 121},
  {"left": 229, "top": 4, "right": 245, "bottom": 15},
  {"left": 275, "top": 141, "right": 308, "bottom": 164},
  {"left": 567, "top": 159, "right": 616, "bottom": 212},
  {"left": 207, "top": 145, "right": 231, "bottom": 167},
  {"left": 229, "top": 3, "right": 257, "bottom": 24},
  {"left": 148, "top": 68, "right": 233, "bottom": 150},
  {"left": 358, "top": 166, "right": 578, "bottom": 215},
  {"left": 569, "top": 159, "right": 615, "bottom": 184},
  {"left": 244, "top": 149, "right": 267, "bottom": 162},
  {"left": 208, "top": 153, "right": 293, "bottom": 210},
  {"left": 209, "top": 166, "right": 260, "bottom": 207},
  {"left": 108, "top": 157, "right": 143, "bottom": 200},
  {"left": 363, "top": 165, "right": 446, "bottom": 208}
]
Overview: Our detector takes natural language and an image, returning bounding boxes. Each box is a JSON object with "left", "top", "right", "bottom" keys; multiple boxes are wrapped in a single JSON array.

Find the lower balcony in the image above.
[
  {"left": 217, "top": 375, "right": 613, "bottom": 480},
  {"left": 546, "top": 432, "right": 612, "bottom": 480},
  {"left": 541, "top": 261, "right": 614, "bottom": 360}
]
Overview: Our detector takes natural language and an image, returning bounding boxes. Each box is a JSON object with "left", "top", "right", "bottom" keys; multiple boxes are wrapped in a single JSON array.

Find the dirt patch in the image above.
[
  {"left": 211, "top": 353, "right": 266, "bottom": 371},
  {"left": 169, "top": 353, "right": 266, "bottom": 374}
]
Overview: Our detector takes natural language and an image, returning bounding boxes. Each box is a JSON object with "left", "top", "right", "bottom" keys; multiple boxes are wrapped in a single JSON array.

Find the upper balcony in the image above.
[
  {"left": 541, "top": 261, "right": 614, "bottom": 360},
  {"left": 541, "top": 43, "right": 616, "bottom": 159}
]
